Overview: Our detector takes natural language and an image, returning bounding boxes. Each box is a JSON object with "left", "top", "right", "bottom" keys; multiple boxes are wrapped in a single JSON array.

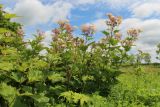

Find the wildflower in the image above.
[
  {"left": 127, "top": 28, "right": 141, "bottom": 40},
  {"left": 117, "top": 16, "right": 122, "bottom": 25},
  {"left": 81, "top": 24, "right": 90, "bottom": 33},
  {"left": 57, "top": 20, "right": 69, "bottom": 28},
  {"left": 81, "top": 24, "right": 96, "bottom": 36},
  {"left": 52, "top": 28, "right": 60, "bottom": 35},
  {"left": 52, "top": 28, "right": 60, "bottom": 41},
  {"left": 106, "top": 13, "right": 123, "bottom": 26},
  {"left": 115, "top": 32, "right": 121, "bottom": 40},
  {"left": 64, "top": 23, "right": 73, "bottom": 33},
  {"left": 17, "top": 27, "right": 24, "bottom": 36},
  {"left": 121, "top": 39, "right": 133, "bottom": 47},
  {"left": 73, "top": 37, "right": 84, "bottom": 46},
  {"left": 107, "top": 13, "right": 116, "bottom": 23}
]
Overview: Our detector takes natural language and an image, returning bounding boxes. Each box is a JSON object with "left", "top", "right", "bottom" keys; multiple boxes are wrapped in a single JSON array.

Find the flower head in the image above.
[
  {"left": 57, "top": 20, "right": 69, "bottom": 28},
  {"left": 117, "top": 16, "right": 122, "bottom": 25},
  {"left": 127, "top": 28, "right": 141, "bottom": 39},
  {"left": 52, "top": 28, "right": 60, "bottom": 41},
  {"left": 106, "top": 13, "right": 123, "bottom": 26},
  {"left": 121, "top": 39, "right": 133, "bottom": 47},
  {"left": 81, "top": 24, "right": 96, "bottom": 36},
  {"left": 115, "top": 32, "right": 121, "bottom": 40},
  {"left": 64, "top": 23, "right": 73, "bottom": 33},
  {"left": 52, "top": 28, "right": 60, "bottom": 35},
  {"left": 107, "top": 13, "right": 116, "bottom": 23},
  {"left": 17, "top": 27, "right": 24, "bottom": 36}
]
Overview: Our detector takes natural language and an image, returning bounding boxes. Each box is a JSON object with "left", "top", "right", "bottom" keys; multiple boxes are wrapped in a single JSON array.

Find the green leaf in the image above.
[
  {"left": 80, "top": 45, "right": 88, "bottom": 52},
  {"left": 27, "top": 70, "right": 44, "bottom": 83},
  {"left": 1, "top": 47, "right": 17, "bottom": 55},
  {"left": 109, "top": 38, "right": 118, "bottom": 45},
  {"left": 86, "top": 36, "right": 93, "bottom": 41},
  {"left": 102, "top": 31, "right": 109, "bottom": 36},
  {"left": 60, "top": 91, "right": 91, "bottom": 106},
  {"left": 0, "top": 83, "right": 18, "bottom": 106},
  {"left": 48, "top": 73, "right": 65, "bottom": 83},
  {"left": 0, "top": 62, "right": 14, "bottom": 71},
  {"left": 4, "top": 13, "right": 17, "bottom": 19},
  {"left": 13, "top": 97, "right": 28, "bottom": 107},
  {"left": 91, "top": 93, "right": 110, "bottom": 107},
  {"left": 82, "top": 75, "right": 94, "bottom": 83},
  {"left": 0, "top": 28, "right": 11, "bottom": 33},
  {"left": 114, "top": 30, "right": 119, "bottom": 33},
  {"left": 31, "top": 93, "right": 49, "bottom": 103},
  {"left": 17, "top": 62, "right": 28, "bottom": 72},
  {"left": 30, "top": 58, "right": 48, "bottom": 69},
  {"left": 47, "top": 53, "right": 61, "bottom": 64},
  {"left": 18, "top": 92, "right": 33, "bottom": 96},
  {"left": 19, "top": 92, "right": 49, "bottom": 103},
  {"left": 9, "top": 72, "right": 26, "bottom": 83}
]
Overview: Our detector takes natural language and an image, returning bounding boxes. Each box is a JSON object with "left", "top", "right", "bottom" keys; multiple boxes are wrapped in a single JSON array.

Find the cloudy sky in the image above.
[{"left": 1, "top": 0, "right": 160, "bottom": 62}]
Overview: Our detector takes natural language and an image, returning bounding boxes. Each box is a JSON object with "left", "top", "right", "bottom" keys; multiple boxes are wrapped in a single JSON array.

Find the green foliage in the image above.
[
  {"left": 0, "top": 83, "right": 18, "bottom": 106},
  {"left": 48, "top": 73, "right": 65, "bottom": 83},
  {"left": 109, "top": 65, "right": 160, "bottom": 107},
  {"left": 1, "top": 5, "right": 156, "bottom": 107},
  {"left": 102, "top": 31, "right": 109, "bottom": 36},
  {"left": 156, "top": 43, "right": 160, "bottom": 60},
  {"left": 60, "top": 91, "right": 91, "bottom": 106},
  {"left": 0, "top": 62, "right": 14, "bottom": 71},
  {"left": 4, "top": 13, "right": 17, "bottom": 19}
]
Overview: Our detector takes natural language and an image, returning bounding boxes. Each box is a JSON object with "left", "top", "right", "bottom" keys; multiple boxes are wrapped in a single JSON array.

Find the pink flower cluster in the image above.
[
  {"left": 127, "top": 28, "right": 141, "bottom": 37},
  {"left": 106, "top": 13, "right": 122, "bottom": 27},
  {"left": 81, "top": 24, "right": 96, "bottom": 36}
]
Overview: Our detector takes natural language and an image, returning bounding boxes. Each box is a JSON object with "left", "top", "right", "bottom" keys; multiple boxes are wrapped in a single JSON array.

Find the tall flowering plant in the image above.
[
  {"left": 93, "top": 13, "right": 142, "bottom": 67},
  {"left": 0, "top": 5, "right": 142, "bottom": 107}
]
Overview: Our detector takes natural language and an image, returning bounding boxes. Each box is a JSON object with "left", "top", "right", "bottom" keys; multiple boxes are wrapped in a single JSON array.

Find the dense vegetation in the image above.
[{"left": 0, "top": 4, "right": 160, "bottom": 107}]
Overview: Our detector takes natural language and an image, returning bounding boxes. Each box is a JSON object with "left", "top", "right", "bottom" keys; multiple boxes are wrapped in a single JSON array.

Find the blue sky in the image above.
[{"left": 1, "top": 0, "right": 160, "bottom": 62}]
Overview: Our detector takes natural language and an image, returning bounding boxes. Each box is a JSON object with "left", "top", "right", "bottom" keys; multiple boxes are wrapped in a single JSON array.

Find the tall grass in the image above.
[{"left": 107, "top": 65, "right": 160, "bottom": 106}]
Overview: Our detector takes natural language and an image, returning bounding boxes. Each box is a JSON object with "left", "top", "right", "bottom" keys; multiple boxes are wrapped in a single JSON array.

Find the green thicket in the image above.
[{"left": 0, "top": 4, "right": 155, "bottom": 107}]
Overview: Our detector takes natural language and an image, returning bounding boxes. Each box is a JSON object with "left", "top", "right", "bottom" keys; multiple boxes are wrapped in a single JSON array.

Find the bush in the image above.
[{"left": 0, "top": 5, "right": 140, "bottom": 107}]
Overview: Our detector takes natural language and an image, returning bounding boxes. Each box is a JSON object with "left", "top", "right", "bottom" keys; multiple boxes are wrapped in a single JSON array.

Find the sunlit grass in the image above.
[{"left": 108, "top": 65, "right": 160, "bottom": 106}]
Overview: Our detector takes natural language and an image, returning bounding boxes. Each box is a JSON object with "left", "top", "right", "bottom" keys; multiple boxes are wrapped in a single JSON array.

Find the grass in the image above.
[{"left": 107, "top": 65, "right": 160, "bottom": 107}]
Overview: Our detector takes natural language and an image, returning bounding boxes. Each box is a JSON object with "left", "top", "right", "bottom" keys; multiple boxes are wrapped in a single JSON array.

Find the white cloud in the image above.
[
  {"left": 92, "top": 19, "right": 106, "bottom": 31},
  {"left": 105, "top": 0, "right": 140, "bottom": 9},
  {"left": 74, "top": 0, "right": 97, "bottom": 5},
  {"left": 131, "top": 3, "right": 160, "bottom": 18},
  {"left": 121, "top": 18, "right": 160, "bottom": 62},
  {"left": 10, "top": 0, "right": 73, "bottom": 25},
  {"left": 121, "top": 18, "right": 160, "bottom": 46},
  {"left": 59, "top": 0, "right": 98, "bottom": 5}
]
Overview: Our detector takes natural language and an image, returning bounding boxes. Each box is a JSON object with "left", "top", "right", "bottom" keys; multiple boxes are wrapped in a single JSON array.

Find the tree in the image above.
[{"left": 156, "top": 43, "right": 160, "bottom": 60}]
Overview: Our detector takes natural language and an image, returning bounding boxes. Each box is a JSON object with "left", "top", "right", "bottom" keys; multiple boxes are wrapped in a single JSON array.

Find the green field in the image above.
[{"left": 106, "top": 65, "right": 160, "bottom": 106}]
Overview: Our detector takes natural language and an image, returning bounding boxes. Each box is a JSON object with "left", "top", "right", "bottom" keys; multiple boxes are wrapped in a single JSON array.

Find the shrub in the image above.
[{"left": 0, "top": 5, "right": 140, "bottom": 107}]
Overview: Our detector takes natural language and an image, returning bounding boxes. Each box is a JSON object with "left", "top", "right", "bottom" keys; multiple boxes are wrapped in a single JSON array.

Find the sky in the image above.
[{"left": 1, "top": 0, "right": 160, "bottom": 62}]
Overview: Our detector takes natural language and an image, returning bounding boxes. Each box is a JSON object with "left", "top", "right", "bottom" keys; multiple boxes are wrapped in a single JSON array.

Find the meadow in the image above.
[{"left": 107, "top": 65, "right": 160, "bottom": 106}]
